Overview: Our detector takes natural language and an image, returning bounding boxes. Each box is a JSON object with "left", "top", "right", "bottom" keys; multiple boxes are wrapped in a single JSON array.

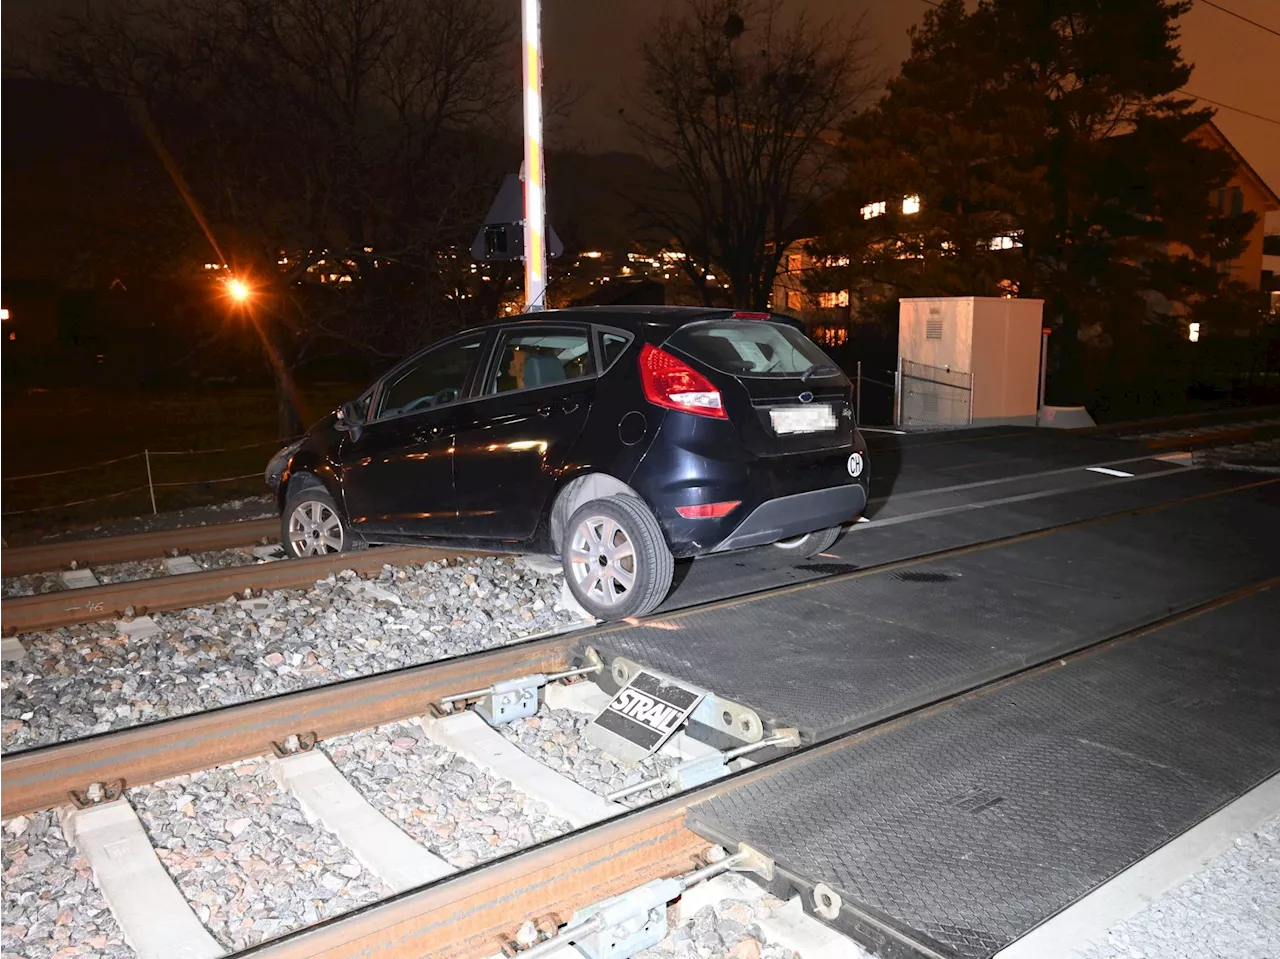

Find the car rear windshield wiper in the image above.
[{"left": 801, "top": 364, "right": 839, "bottom": 383}]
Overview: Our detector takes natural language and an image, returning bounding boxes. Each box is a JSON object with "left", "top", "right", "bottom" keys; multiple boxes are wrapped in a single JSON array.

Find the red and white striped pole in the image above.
[{"left": 521, "top": 0, "right": 548, "bottom": 312}]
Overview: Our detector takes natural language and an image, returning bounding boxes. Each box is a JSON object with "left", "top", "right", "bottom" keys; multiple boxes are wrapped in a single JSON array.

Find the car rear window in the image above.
[{"left": 668, "top": 321, "right": 833, "bottom": 377}]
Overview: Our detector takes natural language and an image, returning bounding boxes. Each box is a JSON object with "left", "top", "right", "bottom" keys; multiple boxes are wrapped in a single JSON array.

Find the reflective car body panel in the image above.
[{"left": 270, "top": 306, "right": 868, "bottom": 558}]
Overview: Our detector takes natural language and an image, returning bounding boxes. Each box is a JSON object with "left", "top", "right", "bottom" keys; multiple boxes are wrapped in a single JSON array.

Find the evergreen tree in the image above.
[{"left": 814, "top": 0, "right": 1254, "bottom": 403}]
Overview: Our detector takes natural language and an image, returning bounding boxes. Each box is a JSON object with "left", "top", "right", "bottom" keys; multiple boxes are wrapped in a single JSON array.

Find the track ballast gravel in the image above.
[{"left": 2, "top": 556, "right": 583, "bottom": 752}]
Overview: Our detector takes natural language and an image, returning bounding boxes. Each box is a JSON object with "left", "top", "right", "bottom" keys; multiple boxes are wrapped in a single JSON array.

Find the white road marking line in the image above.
[
  {"left": 996, "top": 773, "right": 1280, "bottom": 959},
  {"left": 857, "top": 466, "right": 1201, "bottom": 529},
  {"left": 418, "top": 710, "right": 623, "bottom": 828},
  {"left": 271, "top": 750, "right": 453, "bottom": 892},
  {"left": 59, "top": 801, "right": 226, "bottom": 959},
  {"left": 859, "top": 427, "right": 908, "bottom": 434},
  {"left": 868, "top": 453, "right": 1185, "bottom": 507},
  {"left": 1086, "top": 467, "right": 1134, "bottom": 478}
]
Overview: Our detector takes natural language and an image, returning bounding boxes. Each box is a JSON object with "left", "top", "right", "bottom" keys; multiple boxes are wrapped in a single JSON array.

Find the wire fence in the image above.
[
  {"left": 1, "top": 436, "right": 297, "bottom": 517},
  {"left": 898, "top": 358, "right": 973, "bottom": 427}
]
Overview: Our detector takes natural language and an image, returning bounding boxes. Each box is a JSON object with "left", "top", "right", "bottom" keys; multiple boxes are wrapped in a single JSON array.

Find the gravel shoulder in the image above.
[
  {"left": 2, "top": 557, "right": 584, "bottom": 752},
  {"left": 1194, "top": 434, "right": 1280, "bottom": 472},
  {"left": 16, "top": 496, "right": 277, "bottom": 547},
  {"left": 1078, "top": 814, "right": 1280, "bottom": 959}
]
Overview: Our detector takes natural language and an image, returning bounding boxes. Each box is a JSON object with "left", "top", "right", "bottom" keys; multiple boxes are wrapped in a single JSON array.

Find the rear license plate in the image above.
[{"left": 770, "top": 405, "right": 837, "bottom": 434}]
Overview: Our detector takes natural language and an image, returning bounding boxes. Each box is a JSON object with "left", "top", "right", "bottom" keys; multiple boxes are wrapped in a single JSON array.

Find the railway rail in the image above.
[
  {"left": 1, "top": 544, "right": 484, "bottom": 635},
  {"left": 1, "top": 517, "right": 280, "bottom": 577}
]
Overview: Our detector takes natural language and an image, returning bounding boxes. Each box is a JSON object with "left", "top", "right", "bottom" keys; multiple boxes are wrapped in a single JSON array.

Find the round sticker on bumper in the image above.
[{"left": 847, "top": 452, "right": 864, "bottom": 477}]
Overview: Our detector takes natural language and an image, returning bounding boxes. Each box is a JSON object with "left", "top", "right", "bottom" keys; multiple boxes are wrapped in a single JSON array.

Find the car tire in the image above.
[
  {"left": 562, "top": 495, "right": 674, "bottom": 622},
  {"left": 772, "top": 526, "right": 841, "bottom": 559},
  {"left": 281, "top": 478, "right": 353, "bottom": 558}
]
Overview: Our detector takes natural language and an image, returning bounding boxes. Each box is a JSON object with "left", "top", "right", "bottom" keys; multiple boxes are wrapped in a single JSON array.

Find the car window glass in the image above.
[
  {"left": 669, "top": 321, "right": 832, "bottom": 377},
  {"left": 599, "top": 331, "right": 632, "bottom": 371},
  {"left": 376, "top": 335, "right": 485, "bottom": 418},
  {"left": 488, "top": 329, "right": 592, "bottom": 394}
]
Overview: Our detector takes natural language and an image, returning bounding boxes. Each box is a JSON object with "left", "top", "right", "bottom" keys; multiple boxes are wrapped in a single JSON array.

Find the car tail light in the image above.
[
  {"left": 675, "top": 501, "right": 741, "bottom": 519},
  {"left": 730, "top": 311, "right": 770, "bottom": 320},
  {"left": 639, "top": 344, "right": 727, "bottom": 419}
]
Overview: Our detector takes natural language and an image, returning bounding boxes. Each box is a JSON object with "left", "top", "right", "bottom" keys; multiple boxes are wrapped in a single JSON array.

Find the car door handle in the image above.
[{"left": 537, "top": 402, "right": 579, "bottom": 417}]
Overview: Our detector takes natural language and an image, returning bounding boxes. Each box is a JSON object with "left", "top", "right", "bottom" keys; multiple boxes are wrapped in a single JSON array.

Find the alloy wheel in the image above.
[
  {"left": 568, "top": 514, "right": 637, "bottom": 608},
  {"left": 288, "top": 500, "right": 344, "bottom": 556}
]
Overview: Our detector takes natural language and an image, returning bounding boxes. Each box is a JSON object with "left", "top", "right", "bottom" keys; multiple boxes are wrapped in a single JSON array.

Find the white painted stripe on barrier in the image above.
[
  {"left": 996, "top": 773, "right": 1280, "bottom": 959},
  {"left": 59, "top": 800, "right": 226, "bottom": 959},
  {"left": 1086, "top": 466, "right": 1134, "bottom": 477},
  {"left": 418, "top": 710, "right": 623, "bottom": 828},
  {"left": 271, "top": 750, "right": 453, "bottom": 892}
]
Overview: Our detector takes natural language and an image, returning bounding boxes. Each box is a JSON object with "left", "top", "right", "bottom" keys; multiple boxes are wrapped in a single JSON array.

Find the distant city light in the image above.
[
  {"left": 226, "top": 278, "right": 252, "bottom": 303},
  {"left": 582, "top": 251, "right": 603, "bottom": 259},
  {"left": 1188, "top": 322, "right": 1201, "bottom": 343},
  {"left": 902, "top": 195, "right": 921, "bottom": 215}
]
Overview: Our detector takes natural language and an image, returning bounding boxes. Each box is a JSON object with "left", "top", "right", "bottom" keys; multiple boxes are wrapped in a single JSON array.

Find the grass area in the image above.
[{"left": 2, "top": 383, "right": 361, "bottom": 541}]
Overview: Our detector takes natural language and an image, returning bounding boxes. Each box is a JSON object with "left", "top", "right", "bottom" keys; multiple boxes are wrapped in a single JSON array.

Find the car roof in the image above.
[
  {"left": 512, "top": 305, "right": 732, "bottom": 330},
  {"left": 447, "top": 306, "right": 801, "bottom": 344}
]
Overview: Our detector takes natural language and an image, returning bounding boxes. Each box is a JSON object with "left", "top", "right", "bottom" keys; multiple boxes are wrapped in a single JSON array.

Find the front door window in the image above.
[{"left": 376, "top": 335, "right": 486, "bottom": 419}]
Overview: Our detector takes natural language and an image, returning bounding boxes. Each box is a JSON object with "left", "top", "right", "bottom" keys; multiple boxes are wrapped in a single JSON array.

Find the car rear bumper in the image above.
[{"left": 709, "top": 484, "right": 867, "bottom": 552}]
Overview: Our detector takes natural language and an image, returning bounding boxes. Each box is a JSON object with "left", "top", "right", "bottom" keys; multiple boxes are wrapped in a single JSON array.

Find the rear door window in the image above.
[
  {"left": 485, "top": 327, "right": 593, "bottom": 394},
  {"left": 668, "top": 321, "right": 833, "bottom": 377}
]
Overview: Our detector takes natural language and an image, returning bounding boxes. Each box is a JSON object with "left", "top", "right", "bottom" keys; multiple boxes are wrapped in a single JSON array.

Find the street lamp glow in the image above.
[{"left": 226, "top": 278, "right": 251, "bottom": 303}]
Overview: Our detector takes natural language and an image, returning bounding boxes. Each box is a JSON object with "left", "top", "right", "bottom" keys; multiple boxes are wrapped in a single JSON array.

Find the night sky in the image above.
[
  {"left": 5, "top": 0, "right": 1278, "bottom": 196},
  {"left": 539, "top": 0, "right": 1279, "bottom": 192}
]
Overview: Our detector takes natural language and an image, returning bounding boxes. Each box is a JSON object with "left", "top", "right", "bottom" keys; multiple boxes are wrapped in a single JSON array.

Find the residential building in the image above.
[{"left": 1181, "top": 122, "right": 1279, "bottom": 292}]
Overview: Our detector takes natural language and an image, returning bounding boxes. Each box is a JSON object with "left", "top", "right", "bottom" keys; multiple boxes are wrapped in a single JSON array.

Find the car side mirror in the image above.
[{"left": 336, "top": 400, "right": 367, "bottom": 432}]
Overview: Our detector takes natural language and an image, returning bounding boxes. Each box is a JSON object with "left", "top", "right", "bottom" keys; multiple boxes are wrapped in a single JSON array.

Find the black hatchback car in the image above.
[{"left": 267, "top": 306, "right": 869, "bottom": 620}]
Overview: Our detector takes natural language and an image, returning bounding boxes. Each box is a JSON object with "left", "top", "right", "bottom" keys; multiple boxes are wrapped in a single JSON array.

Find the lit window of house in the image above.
[
  {"left": 861, "top": 201, "right": 886, "bottom": 220},
  {"left": 989, "top": 233, "right": 1023, "bottom": 251},
  {"left": 787, "top": 290, "right": 804, "bottom": 311},
  {"left": 823, "top": 255, "right": 851, "bottom": 268},
  {"left": 787, "top": 253, "right": 803, "bottom": 273},
  {"left": 902, "top": 195, "right": 921, "bottom": 215},
  {"left": 811, "top": 326, "right": 849, "bottom": 347},
  {"left": 818, "top": 290, "right": 850, "bottom": 309}
]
